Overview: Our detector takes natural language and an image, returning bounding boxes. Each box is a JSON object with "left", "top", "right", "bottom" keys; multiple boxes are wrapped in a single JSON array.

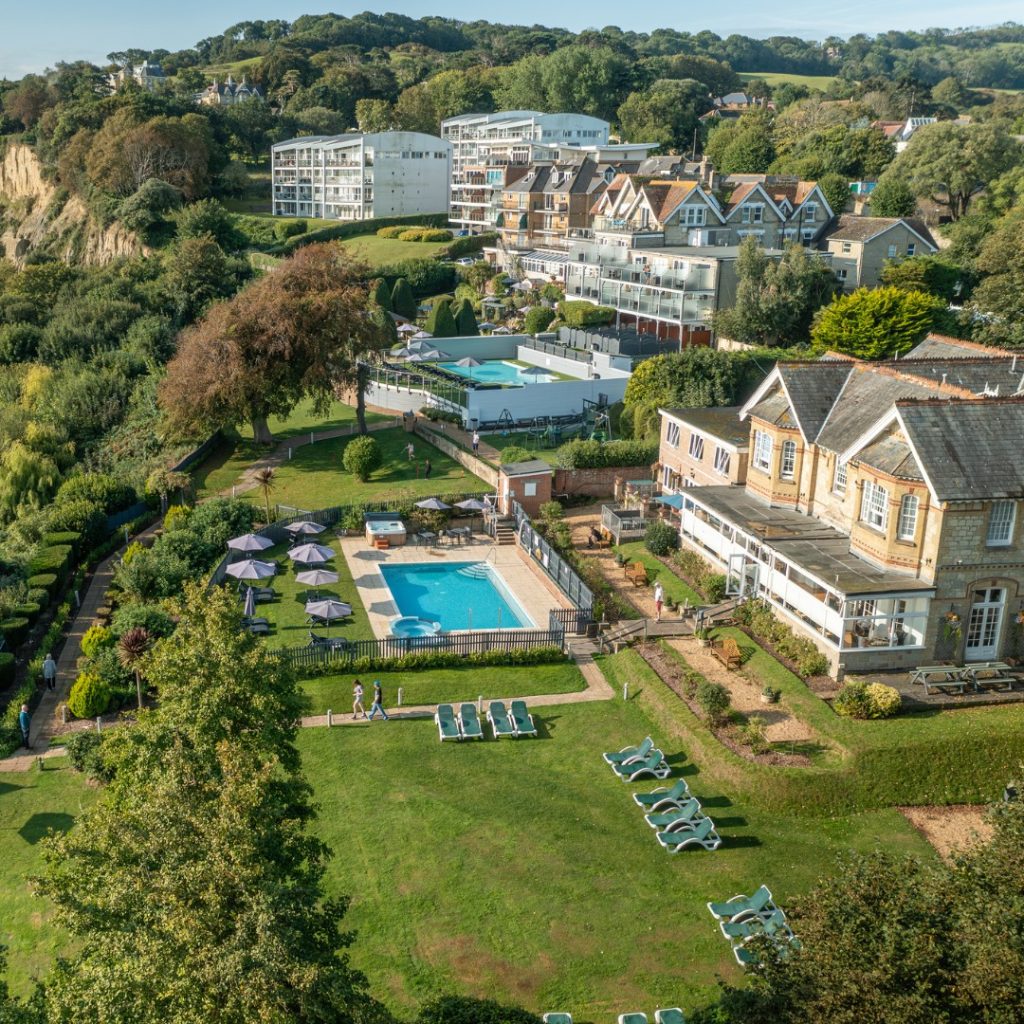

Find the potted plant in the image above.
[
  {"left": 694, "top": 627, "right": 711, "bottom": 648},
  {"left": 761, "top": 685, "right": 781, "bottom": 705},
  {"left": 942, "top": 610, "right": 962, "bottom": 643}
]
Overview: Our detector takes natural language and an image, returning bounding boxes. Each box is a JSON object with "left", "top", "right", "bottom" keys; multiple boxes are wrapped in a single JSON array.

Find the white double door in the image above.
[{"left": 964, "top": 587, "right": 1006, "bottom": 661}]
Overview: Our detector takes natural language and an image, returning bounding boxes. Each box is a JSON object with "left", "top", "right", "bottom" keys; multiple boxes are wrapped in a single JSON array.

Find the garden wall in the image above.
[
  {"left": 553, "top": 466, "right": 650, "bottom": 498},
  {"left": 414, "top": 423, "right": 499, "bottom": 487}
]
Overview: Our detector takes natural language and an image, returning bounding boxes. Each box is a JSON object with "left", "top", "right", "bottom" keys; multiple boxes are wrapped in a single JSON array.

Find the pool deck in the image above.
[{"left": 339, "top": 531, "right": 573, "bottom": 639}]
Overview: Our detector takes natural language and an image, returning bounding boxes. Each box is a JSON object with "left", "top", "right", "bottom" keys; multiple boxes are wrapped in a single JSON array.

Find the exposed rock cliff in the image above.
[{"left": 0, "top": 143, "right": 145, "bottom": 266}]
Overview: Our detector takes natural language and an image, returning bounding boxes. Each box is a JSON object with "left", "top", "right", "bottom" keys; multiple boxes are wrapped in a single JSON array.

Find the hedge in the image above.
[
  {"left": 0, "top": 617, "right": 30, "bottom": 648},
  {"left": 558, "top": 300, "right": 615, "bottom": 328},
  {"left": 27, "top": 572, "right": 58, "bottom": 595},
  {"left": 296, "top": 646, "right": 568, "bottom": 677},
  {"left": 278, "top": 212, "right": 447, "bottom": 254},
  {"left": 27, "top": 587, "right": 48, "bottom": 609},
  {"left": 41, "top": 530, "right": 81, "bottom": 551},
  {"left": 442, "top": 232, "right": 496, "bottom": 259},
  {"left": 27, "top": 545, "right": 73, "bottom": 579},
  {"left": 554, "top": 438, "right": 658, "bottom": 469},
  {"left": 14, "top": 602, "right": 41, "bottom": 621}
]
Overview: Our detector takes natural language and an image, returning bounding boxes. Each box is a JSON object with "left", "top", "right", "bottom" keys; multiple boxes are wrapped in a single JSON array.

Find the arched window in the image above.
[{"left": 897, "top": 494, "right": 919, "bottom": 541}]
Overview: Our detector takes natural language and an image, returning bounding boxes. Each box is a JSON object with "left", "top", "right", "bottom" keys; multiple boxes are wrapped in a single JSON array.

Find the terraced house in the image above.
[{"left": 659, "top": 336, "right": 1024, "bottom": 674}]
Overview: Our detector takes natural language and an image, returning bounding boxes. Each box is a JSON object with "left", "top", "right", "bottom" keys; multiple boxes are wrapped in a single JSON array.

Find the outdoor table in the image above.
[
  {"left": 417, "top": 531, "right": 437, "bottom": 546},
  {"left": 964, "top": 661, "right": 1017, "bottom": 692},
  {"left": 909, "top": 664, "right": 973, "bottom": 695},
  {"left": 442, "top": 529, "right": 462, "bottom": 545},
  {"left": 450, "top": 526, "right": 472, "bottom": 544}
]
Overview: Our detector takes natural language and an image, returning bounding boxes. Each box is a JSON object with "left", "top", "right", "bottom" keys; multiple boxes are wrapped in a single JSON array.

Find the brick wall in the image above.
[{"left": 552, "top": 465, "right": 649, "bottom": 498}]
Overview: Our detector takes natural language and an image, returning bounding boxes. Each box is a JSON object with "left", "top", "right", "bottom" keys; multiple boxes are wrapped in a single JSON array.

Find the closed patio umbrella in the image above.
[
  {"left": 227, "top": 532, "right": 273, "bottom": 553},
  {"left": 225, "top": 558, "right": 276, "bottom": 581},
  {"left": 415, "top": 497, "right": 451, "bottom": 510},
  {"left": 243, "top": 586, "right": 256, "bottom": 618},
  {"left": 288, "top": 542, "right": 335, "bottom": 564},
  {"left": 285, "top": 520, "right": 326, "bottom": 536}
]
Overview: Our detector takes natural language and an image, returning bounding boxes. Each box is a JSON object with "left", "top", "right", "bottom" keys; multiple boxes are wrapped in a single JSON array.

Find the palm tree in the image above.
[
  {"left": 253, "top": 467, "right": 275, "bottom": 525},
  {"left": 117, "top": 627, "right": 151, "bottom": 710}
]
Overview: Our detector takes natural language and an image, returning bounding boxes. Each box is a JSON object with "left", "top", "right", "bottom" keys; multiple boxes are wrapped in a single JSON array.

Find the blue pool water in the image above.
[
  {"left": 438, "top": 359, "right": 554, "bottom": 385},
  {"left": 380, "top": 561, "right": 533, "bottom": 631}
]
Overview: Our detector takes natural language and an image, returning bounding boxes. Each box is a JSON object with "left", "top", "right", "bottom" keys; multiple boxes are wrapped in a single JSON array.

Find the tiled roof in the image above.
[
  {"left": 824, "top": 214, "right": 938, "bottom": 248},
  {"left": 639, "top": 180, "right": 698, "bottom": 222},
  {"left": 906, "top": 334, "right": 1016, "bottom": 360},
  {"left": 661, "top": 405, "right": 749, "bottom": 447},
  {"left": 855, "top": 435, "right": 923, "bottom": 481},
  {"left": 777, "top": 363, "right": 853, "bottom": 441},
  {"left": 749, "top": 392, "right": 796, "bottom": 428}
]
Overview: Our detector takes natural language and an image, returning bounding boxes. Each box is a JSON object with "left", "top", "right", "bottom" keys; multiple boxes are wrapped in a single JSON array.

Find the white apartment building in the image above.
[
  {"left": 271, "top": 132, "right": 452, "bottom": 222},
  {"left": 441, "top": 111, "right": 611, "bottom": 232}
]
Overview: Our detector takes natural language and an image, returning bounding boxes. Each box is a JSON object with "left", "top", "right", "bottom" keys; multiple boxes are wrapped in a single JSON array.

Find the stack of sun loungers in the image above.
[
  {"left": 603, "top": 737, "right": 722, "bottom": 851},
  {"left": 707, "top": 885, "right": 800, "bottom": 965},
  {"left": 543, "top": 1010, "right": 685, "bottom": 1024},
  {"left": 434, "top": 700, "right": 537, "bottom": 742}
]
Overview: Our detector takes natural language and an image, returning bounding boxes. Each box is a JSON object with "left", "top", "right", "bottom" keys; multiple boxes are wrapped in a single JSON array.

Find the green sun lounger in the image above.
[
  {"left": 612, "top": 749, "right": 670, "bottom": 782},
  {"left": 542, "top": 1015, "right": 573, "bottom": 1024},
  {"left": 633, "top": 778, "right": 691, "bottom": 810},
  {"left": 603, "top": 735, "right": 654, "bottom": 765},
  {"left": 656, "top": 816, "right": 722, "bottom": 852},
  {"left": 720, "top": 909, "right": 793, "bottom": 943},
  {"left": 618, "top": 1014, "right": 648, "bottom": 1024},
  {"left": 435, "top": 703, "right": 461, "bottom": 742},
  {"left": 487, "top": 700, "right": 516, "bottom": 739},
  {"left": 707, "top": 885, "right": 776, "bottom": 923},
  {"left": 655, "top": 1011, "right": 686, "bottom": 1024},
  {"left": 457, "top": 703, "right": 484, "bottom": 740},
  {"left": 644, "top": 797, "right": 703, "bottom": 830},
  {"left": 509, "top": 699, "right": 537, "bottom": 737}
]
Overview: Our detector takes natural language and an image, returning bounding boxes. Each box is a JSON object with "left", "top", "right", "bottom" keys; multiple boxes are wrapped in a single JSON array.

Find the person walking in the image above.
[
  {"left": 18, "top": 704, "right": 31, "bottom": 749},
  {"left": 352, "top": 679, "right": 366, "bottom": 719},
  {"left": 42, "top": 653, "right": 57, "bottom": 691},
  {"left": 424, "top": 458, "right": 432, "bottom": 479},
  {"left": 367, "top": 680, "right": 389, "bottom": 721},
  {"left": 406, "top": 441, "right": 415, "bottom": 461},
  {"left": 653, "top": 581, "right": 665, "bottom": 622},
  {"left": 471, "top": 430, "right": 480, "bottom": 453}
]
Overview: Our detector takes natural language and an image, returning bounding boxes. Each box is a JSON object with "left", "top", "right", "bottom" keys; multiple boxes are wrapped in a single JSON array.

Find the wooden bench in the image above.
[
  {"left": 711, "top": 636, "right": 742, "bottom": 670},
  {"left": 624, "top": 561, "right": 648, "bottom": 586}
]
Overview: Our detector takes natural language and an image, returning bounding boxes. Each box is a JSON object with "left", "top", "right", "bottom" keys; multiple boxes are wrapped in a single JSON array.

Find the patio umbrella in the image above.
[
  {"left": 285, "top": 520, "right": 325, "bottom": 536},
  {"left": 479, "top": 321, "right": 496, "bottom": 330},
  {"left": 411, "top": 330, "right": 433, "bottom": 340},
  {"left": 397, "top": 322, "right": 418, "bottom": 334},
  {"left": 519, "top": 365, "right": 549, "bottom": 378},
  {"left": 408, "top": 350, "right": 442, "bottom": 361},
  {"left": 406, "top": 339, "right": 433, "bottom": 352},
  {"left": 227, "top": 532, "right": 273, "bottom": 553},
  {"left": 455, "top": 357, "right": 482, "bottom": 367},
  {"left": 391, "top": 347, "right": 414, "bottom": 359},
  {"left": 492, "top": 326, "right": 513, "bottom": 335},
  {"left": 295, "top": 568, "right": 339, "bottom": 588},
  {"left": 288, "top": 542, "right": 335, "bottom": 564},
  {"left": 243, "top": 586, "right": 256, "bottom": 618},
  {"left": 415, "top": 497, "right": 451, "bottom": 510},
  {"left": 225, "top": 558, "right": 276, "bottom": 581},
  {"left": 305, "top": 598, "right": 352, "bottom": 633},
  {"left": 455, "top": 498, "right": 488, "bottom": 510}
]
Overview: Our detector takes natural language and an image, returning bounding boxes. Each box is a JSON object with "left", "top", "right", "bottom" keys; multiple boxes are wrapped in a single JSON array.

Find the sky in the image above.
[{"left": 1, "top": 0, "right": 1022, "bottom": 77}]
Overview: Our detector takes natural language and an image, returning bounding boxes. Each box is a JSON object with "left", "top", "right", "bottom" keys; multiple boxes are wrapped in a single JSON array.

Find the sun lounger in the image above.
[
  {"left": 509, "top": 699, "right": 537, "bottom": 737},
  {"left": 603, "top": 736, "right": 654, "bottom": 766},
  {"left": 619, "top": 1014, "right": 648, "bottom": 1024},
  {"left": 707, "top": 885, "right": 776, "bottom": 924},
  {"left": 612, "top": 749, "right": 671, "bottom": 782},
  {"left": 542, "top": 1015, "right": 573, "bottom": 1024},
  {"left": 656, "top": 816, "right": 722, "bottom": 852},
  {"left": 487, "top": 700, "right": 516, "bottom": 739},
  {"left": 720, "top": 909, "right": 793, "bottom": 943},
  {"left": 247, "top": 622, "right": 270, "bottom": 634},
  {"left": 435, "top": 703, "right": 461, "bottom": 742},
  {"left": 733, "top": 935, "right": 801, "bottom": 967},
  {"left": 654, "top": 1011, "right": 686, "bottom": 1024},
  {"left": 458, "top": 703, "right": 484, "bottom": 740},
  {"left": 307, "top": 632, "right": 350, "bottom": 651},
  {"left": 644, "top": 797, "right": 703, "bottom": 830},
  {"left": 633, "top": 779, "right": 691, "bottom": 811}
]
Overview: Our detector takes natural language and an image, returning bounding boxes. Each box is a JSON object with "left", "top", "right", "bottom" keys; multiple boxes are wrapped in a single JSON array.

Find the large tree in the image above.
[
  {"left": 967, "top": 207, "right": 1024, "bottom": 350},
  {"left": 160, "top": 243, "right": 388, "bottom": 442},
  {"left": 617, "top": 79, "right": 706, "bottom": 154}
]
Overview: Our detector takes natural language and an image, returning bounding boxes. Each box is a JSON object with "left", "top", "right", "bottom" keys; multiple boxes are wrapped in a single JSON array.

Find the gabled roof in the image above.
[
  {"left": 824, "top": 214, "right": 938, "bottom": 250},
  {"left": 660, "top": 405, "right": 749, "bottom": 448},
  {"left": 855, "top": 435, "right": 924, "bottom": 482},
  {"left": 721, "top": 181, "right": 784, "bottom": 221},
  {"left": 740, "top": 361, "right": 852, "bottom": 443},
  {"left": 906, "top": 334, "right": 1016, "bottom": 361}
]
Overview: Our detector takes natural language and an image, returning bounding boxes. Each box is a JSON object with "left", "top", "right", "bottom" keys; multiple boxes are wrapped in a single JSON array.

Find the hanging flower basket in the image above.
[{"left": 1016, "top": 610, "right": 1024, "bottom": 626}]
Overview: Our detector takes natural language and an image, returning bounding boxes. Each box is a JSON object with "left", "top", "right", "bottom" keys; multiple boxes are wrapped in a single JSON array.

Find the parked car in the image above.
[{"left": 455, "top": 257, "right": 479, "bottom": 266}]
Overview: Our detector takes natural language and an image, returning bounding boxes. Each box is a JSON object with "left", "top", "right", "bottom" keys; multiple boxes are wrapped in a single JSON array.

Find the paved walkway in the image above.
[{"left": 421, "top": 422, "right": 503, "bottom": 464}]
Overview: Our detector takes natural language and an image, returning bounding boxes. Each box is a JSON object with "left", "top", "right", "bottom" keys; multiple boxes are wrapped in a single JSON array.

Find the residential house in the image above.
[
  {"left": 820, "top": 215, "right": 938, "bottom": 289},
  {"left": 197, "top": 74, "right": 264, "bottom": 107},
  {"left": 270, "top": 132, "right": 452, "bottom": 221},
  {"left": 658, "top": 406, "right": 749, "bottom": 490},
  {"left": 700, "top": 93, "right": 774, "bottom": 122},
  {"left": 107, "top": 61, "right": 166, "bottom": 92},
  {"left": 663, "top": 334, "right": 1024, "bottom": 674}
]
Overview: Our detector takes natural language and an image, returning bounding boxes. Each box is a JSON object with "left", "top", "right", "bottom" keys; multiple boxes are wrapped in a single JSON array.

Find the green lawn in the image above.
[
  {"left": 338, "top": 235, "right": 451, "bottom": 270},
  {"left": 614, "top": 541, "right": 704, "bottom": 608},
  {"left": 300, "top": 662, "right": 587, "bottom": 715},
  {"left": 0, "top": 760, "right": 97, "bottom": 997},
  {"left": 301, "top": 682, "right": 933, "bottom": 1018},
  {"left": 738, "top": 71, "right": 838, "bottom": 90}
]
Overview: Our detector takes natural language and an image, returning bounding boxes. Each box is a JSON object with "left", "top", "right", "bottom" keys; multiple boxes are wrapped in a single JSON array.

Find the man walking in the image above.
[
  {"left": 424, "top": 458, "right": 432, "bottom": 479},
  {"left": 18, "top": 704, "right": 31, "bottom": 749},
  {"left": 653, "top": 580, "right": 665, "bottom": 622},
  {"left": 352, "top": 679, "right": 366, "bottom": 719},
  {"left": 406, "top": 441, "right": 415, "bottom": 461},
  {"left": 472, "top": 430, "right": 480, "bottom": 453},
  {"left": 42, "top": 653, "right": 57, "bottom": 691},
  {"left": 367, "top": 680, "right": 389, "bottom": 721}
]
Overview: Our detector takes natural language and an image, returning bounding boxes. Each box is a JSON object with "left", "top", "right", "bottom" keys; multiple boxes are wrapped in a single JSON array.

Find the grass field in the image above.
[
  {"left": 739, "top": 71, "right": 838, "bottom": 91},
  {"left": 613, "top": 541, "right": 704, "bottom": 608},
  {"left": 338, "top": 235, "right": 451, "bottom": 269}
]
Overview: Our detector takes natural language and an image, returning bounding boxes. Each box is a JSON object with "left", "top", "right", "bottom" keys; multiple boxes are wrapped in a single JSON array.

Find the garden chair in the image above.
[
  {"left": 654, "top": 1011, "right": 686, "bottom": 1024},
  {"left": 486, "top": 700, "right": 516, "bottom": 739},
  {"left": 509, "top": 699, "right": 537, "bottom": 737},
  {"left": 603, "top": 736, "right": 654, "bottom": 766},
  {"left": 618, "top": 1014, "right": 648, "bottom": 1024},
  {"left": 720, "top": 909, "right": 793, "bottom": 944},
  {"left": 435, "top": 704, "right": 461, "bottom": 742},
  {"left": 625, "top": 562, "right": 649, "bottom": 587},
  {"left": 457, "top": 703, "right": 484, "bottom": 740},
  {"left": 633, "top": 778, "right": 691, "bottom": 811},
  {"left": 656, "top": 816, "right": 722, "bottom": 852},
  {"left": 711, "top": 636, "right": 742, "bottom": 670},
  {"left": 644, "top": 796, "right": 703, "bottom": 830},
  {"left": 612, "top": 749, "right": 671, "bottom": 782},
  {"left": 707, "top": 885, "right": 777, "bottom": 924},
  {"left": 542, "top": 1015, "right": 572, "bottom": 1024}
]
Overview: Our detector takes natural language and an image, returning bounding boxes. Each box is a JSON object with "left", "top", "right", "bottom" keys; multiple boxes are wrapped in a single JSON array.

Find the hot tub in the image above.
[
  {"left": 365, "top": 520, "right": 407, "bottom": 547},
  {"left": 390, "top": 616, "right": 442, "bottom": 639}
]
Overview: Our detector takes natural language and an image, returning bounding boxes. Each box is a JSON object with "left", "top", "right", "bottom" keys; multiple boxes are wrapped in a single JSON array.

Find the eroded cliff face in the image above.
[{"left": 0, "top": 143, "right": 145, "bottom": 266}]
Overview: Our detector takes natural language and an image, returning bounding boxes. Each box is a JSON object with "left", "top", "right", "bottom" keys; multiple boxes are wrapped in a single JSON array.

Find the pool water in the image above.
[
  {"left": 438, "top": 359, "right": 554, "bottom": 385},
  {"left": 380, "top": 561, "right": 533, "bottom": 631}
]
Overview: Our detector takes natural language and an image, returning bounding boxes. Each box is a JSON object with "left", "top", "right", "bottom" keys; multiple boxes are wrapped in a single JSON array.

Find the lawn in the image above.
[
  {"left": 614, "top": 541, "right": 704, "bottom": 608},
  {"left": 738, "top": 71, "right": 838, "bottom": 91},
  {"left": 301, "top": 681, "right": 933, "bottom": 1018},
  {"left": 0, "top": 760, "right": 97, "bottom": 998},
  {"left": 338, "top": 234, "right": 451, "bottom": 270},
  {"left": 300, "top": 661, "right": 587, "bottom": 715}
]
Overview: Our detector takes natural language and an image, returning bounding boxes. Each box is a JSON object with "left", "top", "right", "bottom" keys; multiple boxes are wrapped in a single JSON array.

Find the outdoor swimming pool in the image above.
[
  {"left": 437, "top": 359, "right": 555, "bottom": 385},
  {"left": 379, "top": 561, "right": 533, "bottom": 630}
]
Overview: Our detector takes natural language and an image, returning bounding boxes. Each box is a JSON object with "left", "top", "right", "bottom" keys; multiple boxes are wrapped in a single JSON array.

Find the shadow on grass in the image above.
[
  {"left": 721, "top": 834, "right": 762, "bottom": 849},
  {"left": 528, "top": 714, "right": 558, "bottom": 740},
  {"left": 0, "top": 782, "right": 25, "bottom": 797},
  {"left": 19, "top": 811, "right": 76, "bottom": 844}
]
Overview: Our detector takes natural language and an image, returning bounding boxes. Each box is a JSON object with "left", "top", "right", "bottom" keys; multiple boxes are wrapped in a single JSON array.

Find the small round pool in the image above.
[{"left": 390, "top": 616, "right": 442, "bottom": 638}]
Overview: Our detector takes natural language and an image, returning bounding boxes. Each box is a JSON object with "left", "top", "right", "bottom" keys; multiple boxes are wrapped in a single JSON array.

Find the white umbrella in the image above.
[
  {"left": 227, "top": 533, "right": 273, "bottom": 553},
  {"left": 288, "top": 542, "right": 335, "bottom": 564},
  {"left": 411, "top": 330, "right": 433, "bottom": 340},
  {"left": 455, "top": 357, "right": 483, "bottom": 367},
  {"left": 225, "top": 558, "right": 276, "bottom": 581},
  {"left": 492, "top": 326, "right": 513, "bottom": 335},
  {"left": 455, "top": 498, "right": 488, "bottom": 510},
  {"left": 243, "top": 586, "right": 256, "bottom": 618},
  {"left": 392, "top": 347, "right": 414, "bottom": 359},
  {"left": 408, "top": 350, "right": 442, "bottom": 361},
  {"left": 285, "top": 520, "right": 326, "bottom": 536},
  {"left": 305, "top": 599, "right": 352, "bottom": 633},
  {"left": 407, "top": 339, "right": 433, "bottom": 352},
  {"left": 295, "top": 568, "right": 340, "bottom": 587},
  {"left": 397, "top": 322, "right": 418, "bottom": 334},
  {"left": 415, "top": 497, "right": 451, "bottom": 510}
]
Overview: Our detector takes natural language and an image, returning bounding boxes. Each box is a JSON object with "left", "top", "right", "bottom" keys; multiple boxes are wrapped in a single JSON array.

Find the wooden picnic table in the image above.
[
  {"left": 909, "top": 664, "right": 973, "bottom": 695},
  {"left": 964, "top": 661, "right": 1017, "bottom": 692}
]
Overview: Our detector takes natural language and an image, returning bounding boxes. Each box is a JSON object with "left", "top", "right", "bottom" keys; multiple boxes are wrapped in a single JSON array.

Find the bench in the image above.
[
  {"left": 909, "top": 664, "right": 972, "bottom": 695},
  {"left": 624, "top": 561, "right": 648, "bottom": 586},
  {"left": 711, "top": 636, "right": 743, "bottom": 670},
  {"left": 966, "top": 662, "right": 1017, "bottom": 692}
]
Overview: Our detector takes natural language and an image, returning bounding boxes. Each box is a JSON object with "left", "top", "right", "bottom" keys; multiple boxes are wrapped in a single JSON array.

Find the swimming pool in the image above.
[
  {"left": 438, "top": 359, "right": 555, "bottom": 386},
  {"left": 379, "top": 561, "right": 533, "bottom": 631}
]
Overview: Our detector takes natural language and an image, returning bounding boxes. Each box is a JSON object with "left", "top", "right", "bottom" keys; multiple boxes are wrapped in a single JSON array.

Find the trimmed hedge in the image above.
[
  {"left": 0, "top": 617, "right": 30, "bottom": 648},
  {"left": 27, "top": 573, "right": 57, "bottom": 594},
  {"left": 554, "top": 438, "right": 658, "bottom": 469},
  {"left": 297, "top": 646, "right": 567, "bottom": 678},
  {"left": 27, "top": 587, "right": 48, "bottom": 609},
  {"left": 13, "top": 602, "right": 41, "bottom": 620},
  {"left": 41, "top": 530, "right": 81, "bottom": 551},
  {"left": 558, "top": 300, "right": 615, "bottom": 328},
  {"left": 279, "top": 212, "right": 447, "bottom": 254},
  {"left": 27, "top": 545, "right": 73, "bottom": 579}
]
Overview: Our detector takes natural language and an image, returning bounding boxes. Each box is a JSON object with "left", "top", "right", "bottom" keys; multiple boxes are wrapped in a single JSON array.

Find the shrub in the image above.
[
  {"left": 41, "top": 530, "right": 82, "bottom": 551},
  {"left": 865, "top": 682, "right": 902, "bottom": 719},
  {"left": 64, "top": 730, "right": 111, "bottom": 781},
  {"left": 557, "top": 300, "right": 615, "bottom": 328},
  {"left": 111, "top": 602, "right": 175, "bottom": 639},
  {"left": 704, "top": 573, "right": 727, "bottom": 603},
  {"left": 55, "top": 473, "right": 136, "bottom": 514},
  {"left": 797, "top": 649, "right": 831, "bottom": 678},
  {"left": 0, "top": 616, "right": 30, "bottom": 648},
  {"left": 416, "top": 995, "right": 542, "bottom": 1024},
  {"left": 696, "top": 678, "right": 731, "bottom": 725},
  {"left": 273, "top": 218, "right": 307, "bottom": 240},
  {"left": 81, "top": 624, "right": 114, "bottom": 659},
  {"left": 377, "top": 226, "right": 407, "bottom": 238},
  {"left": 645, "top": 519, "right": 679, "bottom": 556},
  {"left": 27, "top": 572, "right": 58, "bottom": 595},
  {"left": 27, "top": 587, "right": 48, "bottom": 609},
  {"left": 27, "top": 545, "right": 73, "bottom": 579},
  {"left": 741, "top": 714, "right": 771, "bottom": 754},
  {"left": 342, "top": 435, "right": 383, "bottom": 482},
  {"left": 523, "top": 307, "right": 556, "bottom": 334},
  {"left": 391, "top": 277, "right": 417, "bottom": 318},
  {"left": 554, "top": 438, "right": 657, "bottom": 469},
  {"left": 833, "top": 681, "right": 872, "bottom": 719},
  {"left": 67, "top": 671, "right": 111, "bottom": 719},
  {"left": 497, "top": 445, "right": 532, "bottom": 464},
  {"left": 44, "top": 498, "right": 106, "bottom": 547},
  {"left": 0, "top": 652, "right": 14, "bottom": 686},
  {"left": 14, "top": 602, "right": 41, "bottom": 621},
  {"left": 163, "top": 504, "right": 192, "bottom": 531},
  {"left": 299, "top": 646, "right": 566, "bottom": 678}
]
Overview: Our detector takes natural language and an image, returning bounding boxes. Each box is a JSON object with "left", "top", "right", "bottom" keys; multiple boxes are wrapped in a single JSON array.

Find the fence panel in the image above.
[{"left": 513, "top": 502, "right": 593, "bottom": 612}]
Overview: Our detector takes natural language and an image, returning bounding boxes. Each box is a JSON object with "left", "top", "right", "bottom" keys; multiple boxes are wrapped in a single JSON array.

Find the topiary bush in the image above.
[
  {"left": 696, "top": 678, "right": 731, "bottom": 726},
  {"left": 27, "top": 572, "right": 58, "bottom": 595},
  {"left": 44, "top": 499, "right": 106, "bottom": 547},
  {"left": 377, "top": 225, "right": 407, "bottom": 239},
  {"left": 342, "top": 435, "right": 383, "bottom": 482},
  {"left": 27, "top": 587, "right": 49, "bottom": 609},
  {"left": 0, "top": 617, "right": 30, "bottom": 648},
  {"left": 67, "top": 671, "right": 111, "bottom": 719},
  {"left": 865, "top": 682, "right": 902, "bottom": 718},
  {"left": 645, "top": 519, "right": 680, "bottom": 556},
  {"left": 81, "top": 624, "right": 114, "bottom": 659},
  {"left": 27, "top": 545, "right": 73, "bottom": 579}
]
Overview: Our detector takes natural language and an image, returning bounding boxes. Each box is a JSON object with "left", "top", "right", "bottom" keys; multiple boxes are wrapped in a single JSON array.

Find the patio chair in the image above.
[
  {"left": 435, "top": 703, "right": 461, "bottom": 742},
  {"left": 656, "top": 816, "right": 722, "bottom": 852},
  {"left": 633, "top": 779, "right": 691, "bottom": 811},
  {"left": 654, "top": 1011, "right": 686, "bottom": 1024},
  {"left": 720, "top": 909, "right": 793, "bottom": 944},
  {"left": 603, "top": 736, "right": 654, "bottom": 766},
  {"left": 509, "top": 699, "right": 537, "bottom": 738},
  {"left": 542, "top": 1015, "right": 572, "bottom": 1024},
  {"left": 618, "top": 1015, "right": 648, "bottom": 1024},
  {"left": 458, "top": 703, "right": 485, "bottom": 740},
  {"left": 644, "top": 796, "right": 703, "bottom": 830},
  {"left": 486, "top": 700, "right": 516, "bottom": 739},
  {"left": 707, "top": 885, "right": 777, "bottom": 924},
  {"left": 612, "top": 749, "right": 671, "bottom": 782}
]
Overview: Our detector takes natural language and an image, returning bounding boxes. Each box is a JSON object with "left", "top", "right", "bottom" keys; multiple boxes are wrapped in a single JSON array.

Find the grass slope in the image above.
[
  {"left": 613, "top": 541, "right": 705, "bottom": 608},
  {"left": 338, "top": 235, "right": 451, "bottom": 269},
  {"left": 738, "top": 71, "right": 838, "bottom": 90}
]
